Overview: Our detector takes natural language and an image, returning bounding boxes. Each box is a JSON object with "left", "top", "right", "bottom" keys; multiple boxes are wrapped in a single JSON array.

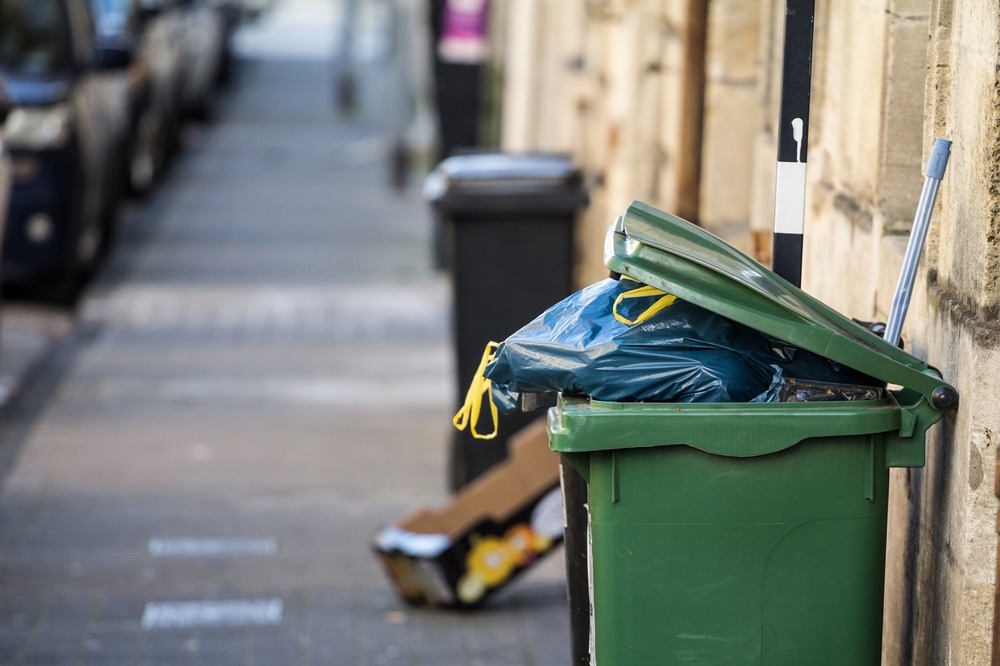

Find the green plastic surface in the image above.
[
  {"left": 550, "top": 391, "right": 937, "bottom": 469},
  {"left": 604, "top": 201, "right": 955, "bottom": 411},
  {"left": 546, "top": 201, "right": 959, "bottom": 663},
  {"left": 583, "top": 427, "right": 888, "bottom": 664},
  {"left": 550, "top": 396, "right": 900, "bottom": 664}
]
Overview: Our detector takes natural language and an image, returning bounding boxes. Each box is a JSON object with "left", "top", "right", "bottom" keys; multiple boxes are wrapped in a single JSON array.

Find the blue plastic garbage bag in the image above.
[{"left": 482, "top": 277, "right": 878, "bottom": 411}]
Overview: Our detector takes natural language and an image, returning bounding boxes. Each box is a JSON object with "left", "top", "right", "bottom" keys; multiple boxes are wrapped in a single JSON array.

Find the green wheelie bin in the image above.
[{"left": 548, "top": 201, "right": 958, "bottom": 665}]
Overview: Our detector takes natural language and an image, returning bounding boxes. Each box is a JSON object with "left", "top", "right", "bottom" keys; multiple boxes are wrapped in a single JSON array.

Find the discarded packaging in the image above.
[{"left": 372, "top": 419, "right": 562, "bottom": 608}]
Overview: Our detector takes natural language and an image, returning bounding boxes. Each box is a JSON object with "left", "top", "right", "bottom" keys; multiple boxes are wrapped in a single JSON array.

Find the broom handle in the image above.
[{"left": 883, "top": 138, "right": 952, "bottom": 347}]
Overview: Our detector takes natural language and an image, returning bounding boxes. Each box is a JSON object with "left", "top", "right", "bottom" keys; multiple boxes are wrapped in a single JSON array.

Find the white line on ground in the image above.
[
  {"left": 141, "top": 598, "right": 284, "bottom": 629},
  {"left": 148, "top": 538, "right": 278, "bottom": 557}
]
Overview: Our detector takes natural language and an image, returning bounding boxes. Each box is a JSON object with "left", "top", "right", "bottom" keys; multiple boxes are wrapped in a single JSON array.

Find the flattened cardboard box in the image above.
[{"left": 372, "top": 418, "right": 562, "bottom": 608}]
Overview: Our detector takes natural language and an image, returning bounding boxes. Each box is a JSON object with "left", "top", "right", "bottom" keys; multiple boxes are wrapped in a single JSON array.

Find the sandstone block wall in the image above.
[{"left": 493, "top": 0, "right": 1000, "bottom": 661}]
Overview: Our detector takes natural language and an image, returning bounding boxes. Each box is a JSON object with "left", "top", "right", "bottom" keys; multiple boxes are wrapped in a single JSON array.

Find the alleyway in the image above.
[{"left": 0, "top": 2, "right": 570, "bottom": 663}]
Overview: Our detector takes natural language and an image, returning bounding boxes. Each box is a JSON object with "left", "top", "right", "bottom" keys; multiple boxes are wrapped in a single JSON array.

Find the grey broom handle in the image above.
[{"left": 883, "top": 138, "right": 952, "bottom": 347}]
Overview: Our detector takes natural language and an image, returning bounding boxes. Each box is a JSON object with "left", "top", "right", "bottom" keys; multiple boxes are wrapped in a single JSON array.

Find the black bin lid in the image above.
[{"left": 424, "top": 153, "right": 588, "bottom": 216}]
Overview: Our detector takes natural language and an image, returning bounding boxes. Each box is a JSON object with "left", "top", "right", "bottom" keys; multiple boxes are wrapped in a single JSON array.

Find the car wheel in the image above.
[
  {"left": 35, "top": 241, "right": 85, "bottom": 305},
  {"left": 129, "top": 109, "right": 161, "bottom": 196},
  {"left": 389, "top": 140, "right": 409, "bottom": 191}
]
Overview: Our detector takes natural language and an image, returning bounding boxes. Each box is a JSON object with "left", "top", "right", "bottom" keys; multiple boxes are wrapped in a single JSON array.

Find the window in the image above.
[{"left": 0, "top": 0, "right": 71, "bottom": 74}]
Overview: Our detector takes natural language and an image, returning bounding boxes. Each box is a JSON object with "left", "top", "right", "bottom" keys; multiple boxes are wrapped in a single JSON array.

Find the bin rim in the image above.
[
  {"left": 423, "top": 152, "right": 588, "bottom": 213},
  {"left": 433, "top": 152, "right": 581, "bottom": 183},
  {"left": 604, "top": 201, "right": 957, "bottom": 415},
  {"left": 548, "top": 394, "right": 936, "bottom": 467}
]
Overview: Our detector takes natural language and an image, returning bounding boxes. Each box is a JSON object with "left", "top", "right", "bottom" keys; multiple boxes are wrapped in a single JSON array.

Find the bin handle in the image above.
[
  {"left": 613, "top": 284, "right": 677, "bottom": 325},
  {"left": 453, "top": 342, "right": 501, "bottom": 440}
]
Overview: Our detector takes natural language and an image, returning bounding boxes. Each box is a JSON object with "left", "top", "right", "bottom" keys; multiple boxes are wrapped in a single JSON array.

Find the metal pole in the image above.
[
  {"left": 772, "top": 0, "right": 816, "bottom": 288},
  {"left": 883, "top": 138, "right": 952, "bottom": 347}
]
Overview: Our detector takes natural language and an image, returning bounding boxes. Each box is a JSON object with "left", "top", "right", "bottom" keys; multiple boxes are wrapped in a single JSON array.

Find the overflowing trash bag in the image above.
[{"left": 454, "top": 276, "right": 882, "bottom": 439}]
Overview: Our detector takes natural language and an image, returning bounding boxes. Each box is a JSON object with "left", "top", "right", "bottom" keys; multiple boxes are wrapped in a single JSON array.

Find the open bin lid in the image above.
[
  {"left": 424, "top": 153, "right": 588, "bottom": 215},
  {"left": 604, "top": 201, "right": 958, "bottom": 414}
]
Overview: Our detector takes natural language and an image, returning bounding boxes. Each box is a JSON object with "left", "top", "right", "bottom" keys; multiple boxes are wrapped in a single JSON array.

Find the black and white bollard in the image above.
[{"left": 772, "top": 0, "right": 816, "bottom": 288}]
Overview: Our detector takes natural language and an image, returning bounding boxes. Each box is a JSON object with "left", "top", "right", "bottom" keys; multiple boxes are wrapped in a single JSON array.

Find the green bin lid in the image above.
[{"left": 604, "top": 201, "right": 957, "bottom": 412}]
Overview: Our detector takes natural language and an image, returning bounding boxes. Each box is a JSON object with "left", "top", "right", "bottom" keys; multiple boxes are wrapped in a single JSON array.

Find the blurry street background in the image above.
[{"left": 0, "top": 0, "right": 571, "bottom": 663}]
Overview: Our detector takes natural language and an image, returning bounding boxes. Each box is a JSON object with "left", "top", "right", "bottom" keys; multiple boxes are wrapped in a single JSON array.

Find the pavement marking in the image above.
[
  {"left": 141, "top": 598, "right": 284, "bottom": 629},
  {"left": 157, "top": 377, "right": 452, "bottom": 407},
  {"left": 148, "top": 538, "right": 278, "bottom": 557},
  {"left": 80, "top": 282, "right": 450, "bottom": 339},
  {"left": 76, "top": 377, "right": 452, "bottom": 408}
]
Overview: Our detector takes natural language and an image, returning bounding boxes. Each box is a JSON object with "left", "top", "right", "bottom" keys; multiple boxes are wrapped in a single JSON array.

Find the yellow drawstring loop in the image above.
[
  {"left": 453, "top": 342, "right": 501, "bottom": 440},
  {"left": 613, "top": 285, "right": 677, "bottom": 325},
  {"left": 454, "top": 280, "right": 673, "bottom": 440}
]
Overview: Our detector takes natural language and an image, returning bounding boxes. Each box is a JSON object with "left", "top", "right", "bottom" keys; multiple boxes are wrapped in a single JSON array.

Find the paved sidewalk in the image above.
[
  {"left": 0, "top": 2, "right": 572, "bottom": 664},
  {"left": 0, "top": 305, "right": 73, "bottom": 410}
]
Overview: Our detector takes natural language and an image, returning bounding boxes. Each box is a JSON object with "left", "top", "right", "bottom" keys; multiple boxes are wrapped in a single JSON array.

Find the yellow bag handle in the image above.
[
  {"left": 613, "top": 284, "right": 677, "bottom": 325},
  {"left": 453, "top": 341, "right": 501, "bottom": 440}
]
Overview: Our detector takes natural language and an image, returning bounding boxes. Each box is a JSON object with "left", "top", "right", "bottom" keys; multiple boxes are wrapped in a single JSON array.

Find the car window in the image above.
[
  {"left": 0, "top": 0, "right": 72, "bottom": 75},
  {"left": 92, "top": 0, "right": 131, "bottom": 11},
  {"left": 90, "top": 0, "right": 133, "bottom": 37}
]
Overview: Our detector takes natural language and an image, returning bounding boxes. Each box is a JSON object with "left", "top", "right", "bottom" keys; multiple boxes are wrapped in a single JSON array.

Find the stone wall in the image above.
[
  {"left": 795, "top": 0, "right": 999, "bottom": 662},
  {"left": 700, "top": 0, "right": 761, "bottom": 253},
  {"left": 498, "top": 0, "right": 708, "bottom": 284},
  {"left": 494, "top": 0, "right": 1000, "bottom": 661}
]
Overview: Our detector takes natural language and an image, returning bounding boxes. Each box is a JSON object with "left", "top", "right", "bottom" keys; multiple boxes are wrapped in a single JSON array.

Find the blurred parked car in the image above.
[
  {"left": 0, "top": 84, "right": 11, "bottom": 256},
  {"left": 90, "top": 0, "right": 186, "bottom": 195},
  {"left": 210, "top": 0, "right": 241, "bottom": 85},
  {"left": 0, "top": 0, "right": 132, "bottom": 303},
  {"left": 0, "top": 84, "right": 9, "bottom": 336},
  {"left": 177, "top": 0, "right": 228, "bottom": 119},
  {"left": 238, "top": 0, "right": 274, "bottom": 22}
]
